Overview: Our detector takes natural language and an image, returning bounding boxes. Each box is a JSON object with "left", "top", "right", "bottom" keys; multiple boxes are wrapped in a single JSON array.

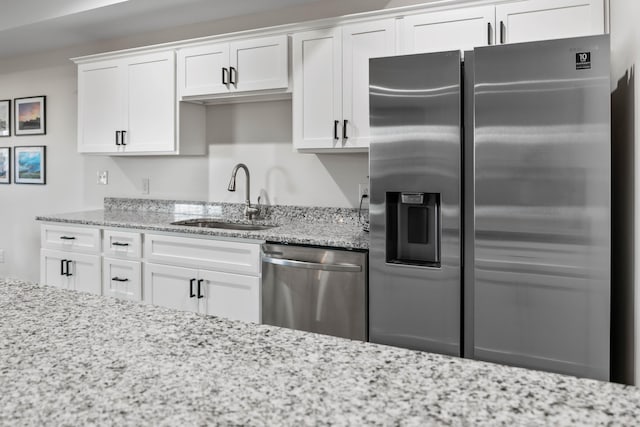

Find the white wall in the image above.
[
  {"left": 0, "top": 0, "right": 432, "bottom": 282},
  {"left": 610, "top": 0, "right": 640, "bottom": 385}
]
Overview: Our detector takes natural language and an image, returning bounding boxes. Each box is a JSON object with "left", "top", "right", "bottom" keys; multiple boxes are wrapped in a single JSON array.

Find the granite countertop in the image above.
[
  {"left": 2, "top": 278, "right": 640, "bottom": 426},
  {"left": 36, "top": 198, "right": 370, "bottom": 250}
]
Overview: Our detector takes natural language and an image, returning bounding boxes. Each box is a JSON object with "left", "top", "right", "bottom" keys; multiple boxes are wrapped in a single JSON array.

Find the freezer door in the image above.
[
  {"left": 472, "top": 35, "right": 610, "bottom": 380},
  {"left": 369, "top": 51, "right": 462, "bottom": 355}
]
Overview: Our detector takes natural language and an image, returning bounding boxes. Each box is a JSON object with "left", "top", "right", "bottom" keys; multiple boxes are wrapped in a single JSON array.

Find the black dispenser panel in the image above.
[{"left": 386, "top": 192, "right": 440, "bottom": 267}]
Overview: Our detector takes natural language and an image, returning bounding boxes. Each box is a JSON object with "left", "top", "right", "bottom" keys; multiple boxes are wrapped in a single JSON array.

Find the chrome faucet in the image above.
[{"left": 227, "top": 163, "right": 260, "bottom": 219}]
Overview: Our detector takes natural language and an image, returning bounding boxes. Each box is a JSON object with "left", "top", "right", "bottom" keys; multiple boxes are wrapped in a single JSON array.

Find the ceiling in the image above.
[{"left": 0, "top": 0, "right": 320, "bottom": 58}]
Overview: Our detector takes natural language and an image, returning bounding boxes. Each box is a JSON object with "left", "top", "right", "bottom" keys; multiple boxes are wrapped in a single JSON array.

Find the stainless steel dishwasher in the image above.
[{"left": 261, "top": 243, "right": 368, "bottom": 341}]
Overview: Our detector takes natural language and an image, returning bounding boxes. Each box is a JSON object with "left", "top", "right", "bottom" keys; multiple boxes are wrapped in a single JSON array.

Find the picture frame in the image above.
[
  {"left": 14, "top": 146, "right": 45, "bottom": 185},
  {"left": 0, "top": 100, "right": 10, "bottom": 137},
  {"left": 14, "top": 96, "right": 46, "bottom": 136},
  {"left": 0, "top": 147, "right": 10, "bottom": 184}
]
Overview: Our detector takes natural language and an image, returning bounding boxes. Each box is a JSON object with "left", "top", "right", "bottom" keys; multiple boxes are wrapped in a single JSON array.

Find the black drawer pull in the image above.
[
  {"left": 229, "top": 66, "right": 237, "bottom": 86},
  {"left": 121, "top": 130, "right": 127, "bottom": 145},
  {"left": 112, "top": 277, "right": 129, "bottom": 282},
  {"left": 112, "top": 242, "right": 129, "bottom": 247},
  {"left": 116, "top": 130, "right": 121, "bottom": 146},
  {"left": 59, "top": 236, "right": 76, "bottom": 240}
]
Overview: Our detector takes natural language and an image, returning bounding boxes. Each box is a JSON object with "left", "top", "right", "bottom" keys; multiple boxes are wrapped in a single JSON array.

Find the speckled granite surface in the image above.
[
  {"left": 36, "top": 198, "right": 369, "bottom": 250},
  {"left": 2, "top": 279, "right": 640, "bottom": 426}
]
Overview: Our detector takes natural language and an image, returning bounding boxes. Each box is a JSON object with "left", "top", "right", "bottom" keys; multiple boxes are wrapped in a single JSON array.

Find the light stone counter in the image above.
[
  {"left": 1, "top": 279, "right": 639, "bottom": 426},
  {"left": 36, "top": 198, "right": 369, "bottom": 250}
]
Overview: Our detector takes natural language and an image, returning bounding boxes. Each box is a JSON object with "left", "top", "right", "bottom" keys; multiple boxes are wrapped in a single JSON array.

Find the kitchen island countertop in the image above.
[{"left": 1, "top": 278, "right": 639, "bottom": 426}]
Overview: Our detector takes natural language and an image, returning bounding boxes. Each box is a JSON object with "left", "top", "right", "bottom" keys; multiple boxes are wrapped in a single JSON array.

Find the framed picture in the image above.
[
  {"left": 0, "top": 100, "right": 9, "bottom": 137},
  {"left": 14, "top": 146, "right": 45, "bottom": 184},
  {"left": 0, "top": 147, "right": 10, "bottom": 184},
  {"left": 14, "top": 96, "right": 46, "bottom": 136}
]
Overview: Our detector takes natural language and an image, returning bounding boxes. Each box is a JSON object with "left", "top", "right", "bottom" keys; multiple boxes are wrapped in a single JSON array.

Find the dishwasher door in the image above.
[{"left": 261, "top": 243, "right": 368, "bottom": 341}]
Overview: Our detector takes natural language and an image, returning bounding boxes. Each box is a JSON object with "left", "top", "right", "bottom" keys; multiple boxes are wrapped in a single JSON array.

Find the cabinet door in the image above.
[
  {"left": 40, "top": 249, "right": 69, "bottom": 290},
  {"left": 402, "top": 5, "right": 495, "bottom": 54},
  {"left": 198, "top": 270, "right": 260, "bottom": 323},
  {"left": 67, "top": 252, "right": 102, "bottom": 295},
  {"left": 342, "top": 19, "right": 396, "bottom": 150},
  {"left": 230, "top": 35, "right": 289, "bottom": 93},
  {"left": 292, "top": 28, "right": 343, "bottom": 150},
  {"left": 177, "top": 42, "right": 230, "bottom": 97},
  {"left": 496, "top": 0, "right": 605, "bottom": 44},
  {"left": 144, "top": 263, "right": 200, "bottom": 313},
  {"left": 103, "top": 257, "right": 142, "bottom": 301},
  {"left": 40, "top": 249, "right": 101, "bottom": 294},
  {"left": 122, "top": 51, "right": 176, "bottom": 153},
  {"left": 77, "top": 59, "right": 122, "bottom": 153}
]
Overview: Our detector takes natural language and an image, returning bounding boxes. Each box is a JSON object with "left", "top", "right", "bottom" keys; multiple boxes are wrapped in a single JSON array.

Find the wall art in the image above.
[
  {"left": 15, "top": 96, "right": 46, "bottom": 136},
  {"left": 0, "top": 147, "right": 10, "bottom": 183},
  {"left": 0, "top": 100, "right": 10, "bottom": 137},
  {"left": 14, "top": 146, "right": 45, "bottom": 184}
]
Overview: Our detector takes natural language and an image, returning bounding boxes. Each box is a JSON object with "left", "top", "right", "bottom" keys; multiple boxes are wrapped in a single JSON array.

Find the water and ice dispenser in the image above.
[{"left": 386, "top": 192, "right": 441, "bottom": 267}]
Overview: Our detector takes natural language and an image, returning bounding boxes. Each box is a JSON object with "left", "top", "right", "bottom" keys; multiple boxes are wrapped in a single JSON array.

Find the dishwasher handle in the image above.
[{"left": 262, "top": 256, "right": 362, "bottom": 273}]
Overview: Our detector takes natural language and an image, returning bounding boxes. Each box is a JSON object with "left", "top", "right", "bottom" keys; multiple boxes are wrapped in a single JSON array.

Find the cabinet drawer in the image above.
[
  {"left": 103, "top": 257, "right": 142, "bottom": 301},
  {"left": 103, "top": 230, "right": 142, "bottom": 259},
  {"left": 144, "top": 234, "right": 261, "bottom": 276},
  {"left": 41, "top": 224, "right": 101, "bottom": 253}
]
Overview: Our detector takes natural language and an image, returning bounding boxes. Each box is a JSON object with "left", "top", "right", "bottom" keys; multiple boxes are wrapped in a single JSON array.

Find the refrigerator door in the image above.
[
  {"left": 471, "top": 35, "right": 610, "bottom": 380},
  {"left": 369, "top": 51, "right": 462, "bottom": 355}
]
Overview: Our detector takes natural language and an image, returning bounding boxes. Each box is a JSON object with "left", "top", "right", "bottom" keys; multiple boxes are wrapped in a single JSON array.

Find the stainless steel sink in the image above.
[{"left": 171, "top": 218, "right": 277, "bottom": 231}]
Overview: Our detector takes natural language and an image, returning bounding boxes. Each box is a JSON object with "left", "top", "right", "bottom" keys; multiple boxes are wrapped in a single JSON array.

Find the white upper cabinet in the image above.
[
  {"left": 177, "top": 35, "right": 288, "bottom": 99},
  {"left": 495, "top": 0, "right": 605, "bottom": 44},
  {"left": 293, "top": 19, "right": 396, "bottom": 152},
  {"left": 402, "top": 5, "right": 495, "bottom": 54},
  {"left": 292, "top": 28, "right": 343, "bottom": 151},
  {"left": 77, "top": 51, "right": 176, "bottom": 154}
]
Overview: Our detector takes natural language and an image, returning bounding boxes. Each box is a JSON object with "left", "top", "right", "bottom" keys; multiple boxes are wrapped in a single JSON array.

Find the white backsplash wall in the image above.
[{"left": 206, "top": 101, "right": 368, "bottom": 207}]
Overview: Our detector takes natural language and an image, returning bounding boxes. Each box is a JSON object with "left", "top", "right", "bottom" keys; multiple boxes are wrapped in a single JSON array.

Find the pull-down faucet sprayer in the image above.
[{"left": 228, "top": 163, "right": 260, "bottom": 219}]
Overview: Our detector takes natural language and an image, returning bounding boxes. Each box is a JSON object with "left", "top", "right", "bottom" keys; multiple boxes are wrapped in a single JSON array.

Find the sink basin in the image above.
[{"left": 171, "top": 218, "right": 277, "bottom": 231}]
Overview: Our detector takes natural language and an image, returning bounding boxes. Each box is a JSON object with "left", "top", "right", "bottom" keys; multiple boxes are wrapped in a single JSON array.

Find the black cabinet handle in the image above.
[
  {"left": 197, "top": 279, "right": 204, "bottom": 299},
  {"left": 189, "top": 278, "right": 196, "bottom": 298},
  {"left": 60, "top": 236, "right": 76, "bottom": 240},
  {"left": 343, "top": 119, "right": 348, "bottom": 140},
  {"left": 121, "top": 130, "right": 127, "bottom": 145},
  {"left": 60, "top": 259, "right": 65, "bottom": 276},
  {"left": 500, "top": 21, "right": 505, "bottom": 44},
  {"left": 222, "top": 67, "right": 228, "bottom": 85},
  {"left": 229, "top": 66, "right": 237, "bottom": 86},
  {"left": 116, "top": 130, "right": 121, "bottom": 146},
  {"left": 65, "top": 260, "right": 73, "bottom": 277},
  {"left": 333, "top": 120, "right": 339, "bottom": 140},
  {"left": 487, "top": 22, "right": 492, "bottom": 45},
  {"left": 112, "top": 242, "right": 129, "bottom": 247},
  {"left": 111, "top": 277, "right": 129, "bottom": 282}
]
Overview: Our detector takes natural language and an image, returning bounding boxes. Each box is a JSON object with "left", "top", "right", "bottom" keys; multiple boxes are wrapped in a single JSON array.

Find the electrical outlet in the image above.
[
  {"left": 142, "top": 178, "right": 150, "bottom": 195},
  {"left": 358, "top": 183, "right": 369, "bottom": 204},
  {"left": 97, "top": 170, "right": 108, "bottom": 185}
]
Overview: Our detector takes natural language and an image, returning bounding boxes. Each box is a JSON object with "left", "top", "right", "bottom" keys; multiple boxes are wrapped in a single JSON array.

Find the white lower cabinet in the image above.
[
  {"left": 199, "top": 269, "right": 260, "bottom": 323},
  {"left": 103, "top": 257, "right": 142, "bottom": 301},
  {"left": 144, "top": 262, "right": 260, "bottom": 322},
  {"left": 40, "top": 223, "right": 262, "bottom": 322},
  {"left": 40, "top": 248, "right": 101, "bottom": 295}
]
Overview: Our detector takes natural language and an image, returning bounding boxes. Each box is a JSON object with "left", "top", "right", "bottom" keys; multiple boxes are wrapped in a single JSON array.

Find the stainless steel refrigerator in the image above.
[{"left": 368, "top": 35, "right": 611, "bottom": 381}]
